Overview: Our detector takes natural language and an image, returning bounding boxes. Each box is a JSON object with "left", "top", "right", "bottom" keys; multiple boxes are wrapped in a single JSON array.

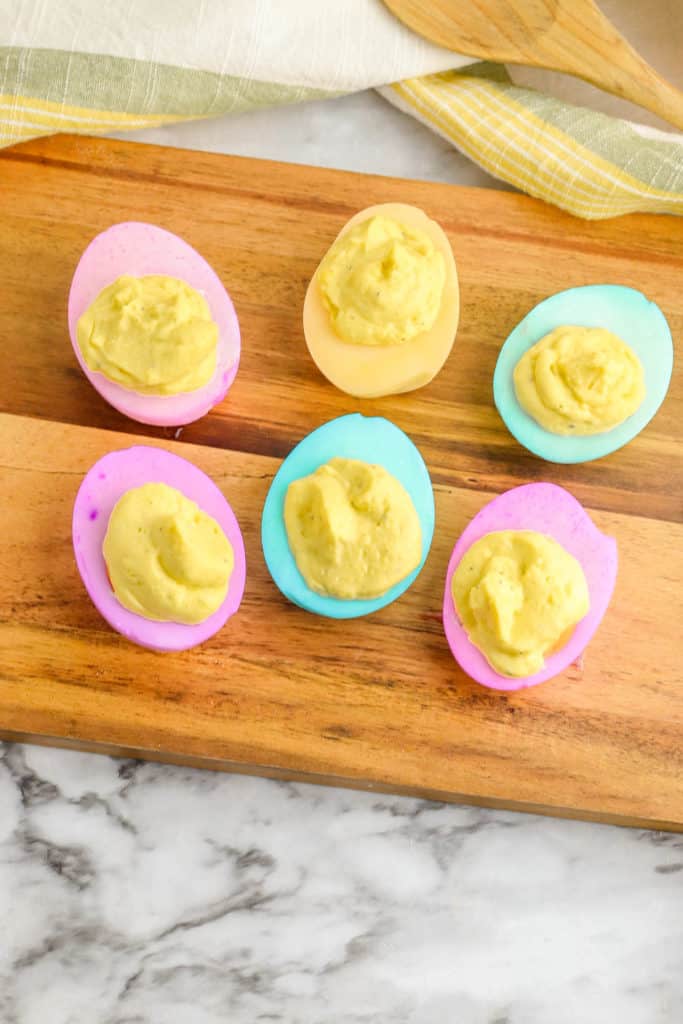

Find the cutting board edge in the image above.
[
  {"left": 2, "top": 726, "right": 680, "bottom": 834},
  {"left": 2, "top": 133, "right": 681, "bottom": 833},
  {"left": 1, "top": 133, "right": 532, "bottom": 210}
]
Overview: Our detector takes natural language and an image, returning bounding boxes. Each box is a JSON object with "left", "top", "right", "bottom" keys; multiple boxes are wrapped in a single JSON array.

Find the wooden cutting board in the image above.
[{"left": 1, "top": 134, "right": 681, "bottom": 831}]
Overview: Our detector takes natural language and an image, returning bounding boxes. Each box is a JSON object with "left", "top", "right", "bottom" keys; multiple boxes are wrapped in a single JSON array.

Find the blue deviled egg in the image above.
[
  {"left": 493, "top": 285, "right": 673, "bottom": 464},
  {"left": 261, "top": 413, "right": 435, "bottom": 619}
]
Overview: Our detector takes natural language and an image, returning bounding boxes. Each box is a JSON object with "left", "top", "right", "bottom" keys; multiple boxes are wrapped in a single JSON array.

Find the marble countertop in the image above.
[{"left": 3, "top": 91, "right": 682, "bottom": 1023}]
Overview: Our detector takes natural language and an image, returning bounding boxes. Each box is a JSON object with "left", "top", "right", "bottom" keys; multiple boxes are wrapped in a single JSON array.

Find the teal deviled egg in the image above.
[
  {"left": 493, "top": 285, "right": 673, "bottom": 464},
  {"left": 261, "top": 413, "right": 435, "bottom": 619}
]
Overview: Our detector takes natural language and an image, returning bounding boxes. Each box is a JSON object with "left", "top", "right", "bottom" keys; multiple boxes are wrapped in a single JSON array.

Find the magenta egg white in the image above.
[
  {"left": 73, "top": 445, "right": 246, "bottom": 652},
  {"left": 442, "top": 483, "right": 618, "bottom": 691}
]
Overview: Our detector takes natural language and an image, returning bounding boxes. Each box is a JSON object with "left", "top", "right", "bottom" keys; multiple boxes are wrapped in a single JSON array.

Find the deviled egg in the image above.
[
  {"left": 443, "top": 483, "right": 617, "bottom": 691},
  {"left": 303, "top": 203, "right": 459, "bottom": 398},
  {"left": 73, "top": 445, "right": 246, "bottom": 651},
  {"left": 262, "top": 413, "right": 434, "bottom": 618},
  {"left": 68, "top": 222, "right": 240, "bottom": 426},
  {"left": 494, "top": 285, "right": 673, "bottom": 463}
]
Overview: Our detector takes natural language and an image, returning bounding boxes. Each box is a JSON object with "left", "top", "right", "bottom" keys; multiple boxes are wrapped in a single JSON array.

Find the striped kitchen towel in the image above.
[{"left": 2, "top": 0, "right": 683, "bottom": 219}]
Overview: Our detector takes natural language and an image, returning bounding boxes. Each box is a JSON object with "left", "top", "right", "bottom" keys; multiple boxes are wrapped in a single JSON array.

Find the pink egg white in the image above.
[
  {"left": 442, "top": 483, "right": 617, "bottom": 691},
  {"left": 68, "top": 222, "right": 240, "bottom": 426},
  {"left": 73, "top": 445, "right": 246, "bottom": 652}
]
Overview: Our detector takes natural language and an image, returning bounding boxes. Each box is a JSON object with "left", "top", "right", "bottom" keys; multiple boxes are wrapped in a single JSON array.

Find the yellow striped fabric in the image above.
[
  {"left": 2, "top": 45, "right": 683, "bottom": 221},
  {"left": 383, "top": 71, "right": 683, "bottom": 220},
  {"left": 0, "top": 94, "right": 189, "bottom": 146}
]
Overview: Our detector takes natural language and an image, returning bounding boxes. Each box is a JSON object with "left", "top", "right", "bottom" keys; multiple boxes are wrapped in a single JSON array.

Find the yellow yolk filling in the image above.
[
  {"left": 514, "top": 325, "right": 645, "bottom": 436},
  {"left": 103, "top": 482, "right": 233, "bottom": 624},
  {"left": 317, "top": 215, "right": 445, "bottom": 347},
  {"left": 451, "top": 530, "right": 589, "bottom": 678},
  {"left": 77, "top": 274, "right": 218, "bottom": 395},
  {"left": 284, "top": 457, "right": 422, "bottom": 599}
]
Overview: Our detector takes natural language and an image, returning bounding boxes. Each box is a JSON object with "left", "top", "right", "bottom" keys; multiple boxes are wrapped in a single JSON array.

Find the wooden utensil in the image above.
[
  {"left": 382, "top": 0, "right": 683, "bottom": 131},
  {"left": 1, "top": 134, "right": 682, "bottom": 831}
]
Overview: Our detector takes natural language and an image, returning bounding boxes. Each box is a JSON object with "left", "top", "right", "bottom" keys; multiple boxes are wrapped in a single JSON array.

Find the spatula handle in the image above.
[{"left": 382, "top": 0, "right": 683, "bottom": 133}]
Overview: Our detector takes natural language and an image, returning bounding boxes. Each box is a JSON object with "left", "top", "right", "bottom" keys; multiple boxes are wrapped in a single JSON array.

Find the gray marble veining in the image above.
[
  {"left": 4, "top": 90, "right": 682, "bottom": 1022},
  {"left": 2, "top": 743, "right": 682, "bottom": 1022}
]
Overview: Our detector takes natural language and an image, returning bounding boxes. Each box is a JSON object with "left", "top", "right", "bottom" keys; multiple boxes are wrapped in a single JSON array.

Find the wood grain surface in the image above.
[
  {"left": 0, "top": 134, "right": 681, "bottom": 830},
  {"left": 381, "top": 0, "right": 683, "bottom": 131}
]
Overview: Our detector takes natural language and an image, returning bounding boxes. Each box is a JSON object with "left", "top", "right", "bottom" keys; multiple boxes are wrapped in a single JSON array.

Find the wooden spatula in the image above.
[{"left": 382, "top": 0, "right": 683, "bottom": 131}]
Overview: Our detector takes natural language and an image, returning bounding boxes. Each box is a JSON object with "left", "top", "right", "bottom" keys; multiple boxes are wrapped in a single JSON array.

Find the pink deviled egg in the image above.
[
  {"left": 68, "top": 222, "right": 240, "bottom": 426},
  {"left": 73, "top": 445, "right": 246, "bottom": 652},
  {"left": 442, "top": 483, "right": 617, "bottom": 691}
]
